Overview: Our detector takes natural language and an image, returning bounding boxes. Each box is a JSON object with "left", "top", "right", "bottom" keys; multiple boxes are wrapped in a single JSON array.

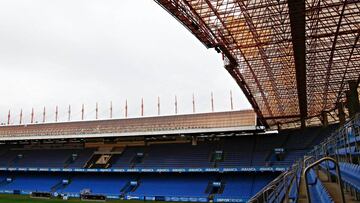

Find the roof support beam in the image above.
[
  {"left": 322, "top": 0, "right": 348, "bottom": 108},
  {"left": 264, "top": 114, "right": 301, "bottom": 120},
  {"left": 155, "top": 0, "right": 271, "bottom": 127},
  {"left": 335, "top": 31, "right": 360, "bottom": 104},
  {"left": 219, "top": 46, "right": 270, "bottom": 127},
  {"left": 235, "top": 0, "right": 285, "bottom": 116},
  {"left": 288, "top": 0, "right": 307, "bottom": 125},
  {"left": 202, "top": 0, "right": 273, "bottom": 126}
]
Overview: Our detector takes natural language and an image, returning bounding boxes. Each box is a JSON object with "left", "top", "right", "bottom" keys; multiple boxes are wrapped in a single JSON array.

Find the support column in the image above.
[
  {"left": 346, "top": 80, "right": 360, "bottom": 118},
  {"left": 192, "top": 136, "right": 197, "bottom": 146},
  {"left": 337, "top": 102, "right": 346, "bottom": 125},
  {"left": 321, "top": 111, "right": 328, "bottom": 127},
  {"left": 277, "top": 122, "right": 281, "bottom": 131},
  {"left": 300, "top": 117, "right": 306, "bottom": 129}
]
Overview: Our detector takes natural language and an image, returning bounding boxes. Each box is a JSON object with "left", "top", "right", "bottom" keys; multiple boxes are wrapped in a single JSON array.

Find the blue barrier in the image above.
[
  {"left": 0, "top": 166, "right": 289, "bottom": 173},
  {"left": 214, "top": 197, "right": 247, "bottom": 202}
]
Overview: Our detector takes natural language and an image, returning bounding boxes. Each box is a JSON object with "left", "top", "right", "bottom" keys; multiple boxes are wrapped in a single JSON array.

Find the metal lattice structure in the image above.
[{"left": 155, "top": 0, "right": 360, "bottom": 127}]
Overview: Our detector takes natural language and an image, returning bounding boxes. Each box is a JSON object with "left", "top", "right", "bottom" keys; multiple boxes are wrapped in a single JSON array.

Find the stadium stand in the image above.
[
  {"left": 0, "top": 148, "right": 95, "bottom": 168},
  {"left": 214, "top": 173, "right": 278, "bottom": 202},
  {"left": 0, "top": 123, "right": 340, "bottom": 202},
  {"left": 306, "top": 169, "right": 334, "bottom": 203},
  {"left": 0, "top": 172, "right": 62, "bottom": 194},
  {"left": 60, "top": 173, "right": 131, "bottom": 197},
  {"left": 1, "top": 114, "right": 360, "bottom": 202},
  {"left": 0, "top": 171, "right": 280, "bottom": 202},
  {"left": 0, "top": 125, "right": 331, "bottom": 170},
  {"left": 127, "top": 173, "right": 211, "bottom": 200},
  {"left": 250, "top": 113, "right": 360, "bottom": 203},
  {"left": 0, "top": 0, "right": 356, "bottom": 201},
  {"left": 0, "top": 110, "right": 358, "bottom": 203}
]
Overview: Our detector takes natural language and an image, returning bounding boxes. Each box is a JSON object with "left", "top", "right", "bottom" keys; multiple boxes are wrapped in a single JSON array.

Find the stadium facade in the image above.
[
  {"left": 0, "top": 0, "right": 359, "bottom": 202},
  {"left": 0, "top": 110, "right": 341, "bottom": 202}
]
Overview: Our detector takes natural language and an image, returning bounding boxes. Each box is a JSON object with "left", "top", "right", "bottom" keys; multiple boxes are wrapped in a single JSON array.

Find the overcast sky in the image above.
[{"left": 0, "top": 0, "right": 251, "bottom": 124}]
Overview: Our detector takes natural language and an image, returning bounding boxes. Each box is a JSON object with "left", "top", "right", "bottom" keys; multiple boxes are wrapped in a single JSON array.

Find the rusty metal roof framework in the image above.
[{"left": 155, "top": 0, "right": 360, "bottom": 127}]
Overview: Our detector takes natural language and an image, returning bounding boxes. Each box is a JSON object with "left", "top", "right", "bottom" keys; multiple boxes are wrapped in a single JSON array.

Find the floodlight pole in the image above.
[
  {"left": 192, "top": 93, "right": 196, "bottom": 113},
  {"left": 125, "top": 100, "right": 128, "bottom": 118},
  {"left": 157, "top": 96, "right": 161, "bottom": 115},
  {"left": 19, "top": 109, "right": 23, "bottom": 125},
  {"left": 81, "top": 104, "right": 85, "bottom": 120},
  {"left": 31, "top": 108, "right": 34, "bottom": 124},
  {"left": 141, "top": 98, "right": 144, "bottom": 117},
  {"left": 211, "top": 92, "right": 214, "bottom": 112},
  {"left": 96, "top": 102, "right": 99, "bottom": 120},
  {"left": 55, "top": 106, "right": 58, "bottom": 122},
  {"left": 175, "top": 95, "right": 178, "bottom": 114},
  {"left": 7, "top": 110, "right": 10, "bottom": 125},
  {"left": 42, "top": 107, "right": 46, "bottom": 123},
  {"left": 68, "top": 105, "right": 71, "bottom": 121},
  {"left": 110, "top": 101, "right": 113, "bottom": 119},
  {"left": 230, "top": 90, "right": 234, "bottom": 111}
]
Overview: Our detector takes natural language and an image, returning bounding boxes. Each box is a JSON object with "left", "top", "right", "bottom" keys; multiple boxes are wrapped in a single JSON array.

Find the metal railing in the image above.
[
  {"left": 248, "top": 162, "right": 300, "bottom": 203},
  {"left": 303, "top": 156, "right": 345, "bottom": 203},
  {"left": 249, "top": 113, "right": 360, "bottom": 203}
]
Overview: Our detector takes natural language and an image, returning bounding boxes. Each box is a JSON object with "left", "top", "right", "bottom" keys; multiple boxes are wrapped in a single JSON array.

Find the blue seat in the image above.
[
  {"left": 306, "top": 169, "right": 334, "bottom": 203},
  {"left": 320, "top": 162, "right": 360, "bottom": 192},
  {"left": 0, "top": 173, "right": 62, "bottom": 193},
  {"left": 289, "top": 167, "right": 302, "bottom": 202},
  {"left": 338, "top": 163, "right": 360, "bottom": 191},
  {"left": 336, "top": 146, "right": 360, "bottom": 156}
]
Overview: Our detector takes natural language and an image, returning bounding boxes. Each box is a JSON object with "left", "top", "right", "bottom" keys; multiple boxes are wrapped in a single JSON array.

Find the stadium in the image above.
[{"left": 0, "top": 0, "right": 359, "bottom": 203}]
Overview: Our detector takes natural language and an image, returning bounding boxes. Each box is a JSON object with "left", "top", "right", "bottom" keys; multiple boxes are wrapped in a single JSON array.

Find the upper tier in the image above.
[
  {"left": 0, "top": 125, "right": 336, "bottom": 172},
  {"left": 0, "top": 110, "right": 256, "bottom": 140}
]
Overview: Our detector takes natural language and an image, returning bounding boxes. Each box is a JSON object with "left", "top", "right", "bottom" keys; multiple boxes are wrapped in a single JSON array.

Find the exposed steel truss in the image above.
[{"left": 155, "top": 0, "right": 360, "bottom": 127}]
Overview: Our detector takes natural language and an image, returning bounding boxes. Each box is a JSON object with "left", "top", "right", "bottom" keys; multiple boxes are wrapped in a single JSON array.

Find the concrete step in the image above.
[
  {"left": 293, "top": 169, "right": 360, "bottom": 203},
  {"left": 297, "top": 173, "right": 308, "bottom": 203},
  {"left": 318, "top": 170, "right": 360, "bottom": 203}
]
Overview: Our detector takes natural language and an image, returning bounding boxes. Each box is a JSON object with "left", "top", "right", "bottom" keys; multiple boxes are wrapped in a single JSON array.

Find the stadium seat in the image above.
[{"left": 306, "top": 169, "right": 334, "bottom": 203}]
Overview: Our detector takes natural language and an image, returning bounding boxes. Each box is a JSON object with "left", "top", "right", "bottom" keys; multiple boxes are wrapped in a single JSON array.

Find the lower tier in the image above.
[{"left": 0, "top": 172, "right": 279, "bottom": 202}]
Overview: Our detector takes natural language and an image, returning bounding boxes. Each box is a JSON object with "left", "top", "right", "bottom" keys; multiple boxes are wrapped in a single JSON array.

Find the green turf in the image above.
[{"left": 0, "top": 194, "right": 183, "bottom": 203}]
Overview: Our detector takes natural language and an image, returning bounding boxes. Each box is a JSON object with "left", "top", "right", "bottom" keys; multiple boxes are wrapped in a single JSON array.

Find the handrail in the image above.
[
  {"left": 248, "top": 176, "right": 279, "bottom": 203},
  {"left": 283, "top": 170, "right": 295, "bottom": 202},
  {"left": 284, "top": 161, "right": 302, "bottom": 203},
  {"left": 262, "top": 185, "right": 277, "bottom": 203},
  {"left": 249, "top": 113, "right": 360, "bottom": 203},
  {"left": 303, "top": 156, "right": 314, "bottom": 167},
  {"left": 303, "top": 157, "right": 345, "bottom": 203},
  {"left": 248, "top": 164, "right": 298, "bottom": 203}
]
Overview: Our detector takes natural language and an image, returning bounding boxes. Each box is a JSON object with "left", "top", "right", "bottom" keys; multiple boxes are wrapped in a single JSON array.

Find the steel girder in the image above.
[{"left": 155, "top": 0, "right": 360, "bottom": 127}]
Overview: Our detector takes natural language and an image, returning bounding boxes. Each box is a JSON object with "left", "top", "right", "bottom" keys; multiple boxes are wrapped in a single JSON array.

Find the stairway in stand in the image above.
[
  {"left": 317, "top": 170, "right": 359, "bottom": 203},
  {"left": 297, "top": 168, "right": 360, "bottom": 203},
  {"left": 297, "top": 173, "right": 308, "bottom": 203}
]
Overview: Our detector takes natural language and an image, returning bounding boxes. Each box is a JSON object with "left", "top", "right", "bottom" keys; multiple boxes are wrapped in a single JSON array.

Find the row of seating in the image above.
[
  {"left": 0, "top": 148, "right": 95, "bottom": 168},
  {"left": 310, "top": 114, "right": 360, "bottom": 201},
  {"left": 0, "top": 126, "right": 330, "bottom": 170},
  {"left": 336, "top": 146, "right": 360, "bottom": 155},
  {"left": 306, "top": 169, "right": 334, "bottom": 203},
  {"left": 0, "top": 144, "right": 305, "bottom": 169},
  {"left": 216, "top": 173, "right": 278, "bottom": 200},
  {"left": 339, "top": 163, "right": 360, "bottom": 192},
  {"left": 0, "top": 172, "right": 276, "bottom": 201},
  {"left": 250, "top": 115, "right": 358, "bottom": 203},
  {"left": 322, "top": 162, "right": 360, "bottom": 192},
  {"left": 288, "top": 164, "right": 302, "bottom": 202}
]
